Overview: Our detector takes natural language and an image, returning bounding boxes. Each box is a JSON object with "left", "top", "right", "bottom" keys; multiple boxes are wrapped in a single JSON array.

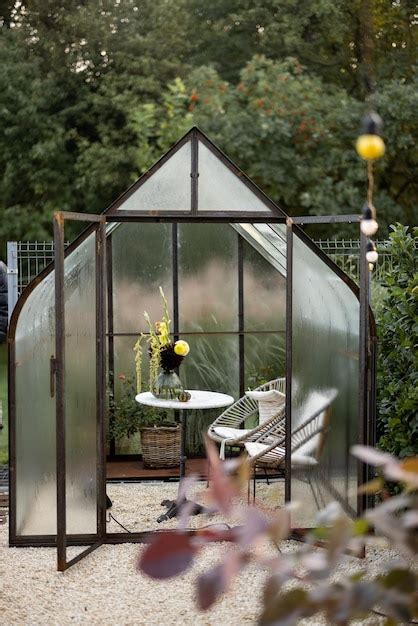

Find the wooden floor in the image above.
[{"left": 106, "top": 457, "right": 208, "bottom": 480}]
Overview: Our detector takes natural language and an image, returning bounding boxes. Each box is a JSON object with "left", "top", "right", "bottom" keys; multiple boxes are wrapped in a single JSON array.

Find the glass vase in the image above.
[{"left": 152, "top": 370, "right": 183, "bottom": 400}]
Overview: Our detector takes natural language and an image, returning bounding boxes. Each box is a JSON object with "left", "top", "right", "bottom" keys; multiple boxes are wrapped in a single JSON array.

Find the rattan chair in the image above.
[
  {"left": 245, "top": 390, "right": 338, "bottom": 501},
  {"left": 207, "top": 377, "right": 286, "bottom": 459}
]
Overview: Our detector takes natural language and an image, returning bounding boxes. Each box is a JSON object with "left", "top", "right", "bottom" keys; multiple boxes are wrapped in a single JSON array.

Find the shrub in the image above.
[{"left": 375, "top": 224, "right": 418, "bottom": 458}]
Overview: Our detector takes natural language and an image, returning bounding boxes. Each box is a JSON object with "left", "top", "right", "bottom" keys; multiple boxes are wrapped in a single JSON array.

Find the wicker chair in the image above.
[
  {"left": 245, "top": 390, "right": 338, "bottom": 501},
  {"left": 207, "top": 377, "right": 286, "bottom": 459}
]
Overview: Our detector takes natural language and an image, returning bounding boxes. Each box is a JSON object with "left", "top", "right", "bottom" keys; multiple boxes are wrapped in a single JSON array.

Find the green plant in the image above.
[
  {"left": 376, "top": 224, "right": 418, "bottom": 458},
  {"left": 107, "top": 375, "right": 170, "bottom": 443}
]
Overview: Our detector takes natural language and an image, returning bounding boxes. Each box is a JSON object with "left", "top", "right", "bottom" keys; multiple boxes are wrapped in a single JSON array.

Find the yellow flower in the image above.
[
  {"left": 174, "top": 340, "right": 190, "bottom": 356},
  {"left": 355, "top": 134, "right": 385, "bottom": 160}
]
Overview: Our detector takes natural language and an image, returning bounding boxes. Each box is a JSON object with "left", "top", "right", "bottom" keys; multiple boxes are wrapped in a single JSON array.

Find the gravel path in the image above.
[{"left": 0, "top": 482, "right": 401, "bottom": 625}]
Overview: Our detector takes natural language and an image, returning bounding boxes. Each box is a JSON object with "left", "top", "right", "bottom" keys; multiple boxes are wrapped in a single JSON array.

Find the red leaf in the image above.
[
  {"left": 138, "top": 531, "right": 198, "bottom": 579},
  {"left": 197, "top": 553, "right": 242, "bottom": 611}
]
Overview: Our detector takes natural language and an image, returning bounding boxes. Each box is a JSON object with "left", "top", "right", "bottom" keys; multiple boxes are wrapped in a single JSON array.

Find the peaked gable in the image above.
[{"left": 105, "top": 127, "right": 286, "bottom": 218}]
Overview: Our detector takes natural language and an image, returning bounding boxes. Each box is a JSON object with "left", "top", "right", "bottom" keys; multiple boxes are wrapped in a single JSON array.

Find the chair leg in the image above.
[
  {"left": 264, "top": 467, "right": 270, "bottom": 486},
  {"left": 206, "top": 456, "right": 210, "bottom": 488}
]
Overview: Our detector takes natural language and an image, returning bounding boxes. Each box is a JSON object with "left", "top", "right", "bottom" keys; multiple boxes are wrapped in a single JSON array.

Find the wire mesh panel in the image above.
[{"left": 290, "top": 230, "right": 360, "bottom": 529}]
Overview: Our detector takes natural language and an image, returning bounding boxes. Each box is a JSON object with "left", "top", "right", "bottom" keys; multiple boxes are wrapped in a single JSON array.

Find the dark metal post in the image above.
[
  {"left": 358, "top": 230, "right": 370, "bottom": 514},
  {"left": 191, "top": 130, "right": 199, "bottom": 214},
  {"left": 106, "top": 234, "right": 116, "bottom": 458},
  {"left": 96, "top": 222, "right": 106, "bottom": 540},
  {"left": 238, "top": 235, "right": 245, "bottom": 398},
  {"left": 54, "top": 213, "right": 67, "bottom": 572},
  {"left": 180, "top": 410, "right": 187, "bottom": 479},
  {"left": 285, "top": 219, "right": 293, "bottom": 505}
]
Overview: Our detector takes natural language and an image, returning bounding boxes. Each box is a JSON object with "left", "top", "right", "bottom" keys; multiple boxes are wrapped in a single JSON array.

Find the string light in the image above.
[
  {"left": 356, "top": 111, "right": 385, "bottom": 268},
  {"left": 366, "top": 240, "right": 378, "bottom": 264}
]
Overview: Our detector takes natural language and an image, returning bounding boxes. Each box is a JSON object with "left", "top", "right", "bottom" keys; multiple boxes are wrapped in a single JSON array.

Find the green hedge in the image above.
[{"left": 375, "top": 224, "right": 418, "bottom": 458}]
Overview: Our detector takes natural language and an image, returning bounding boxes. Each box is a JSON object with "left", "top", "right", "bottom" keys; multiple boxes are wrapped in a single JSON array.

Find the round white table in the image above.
[{"left": 135, "top": 390, "right": 234, "bottom": 479}]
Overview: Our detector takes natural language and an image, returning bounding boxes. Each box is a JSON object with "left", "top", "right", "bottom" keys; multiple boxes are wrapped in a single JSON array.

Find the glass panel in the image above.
[
  {"left": 291, "top": 232, "right": 360, "bottom": 528},
  {"left": 233, "top": 223, "right": 286, "bottom": 277},
  {"left": 181, "top": 334, "right": 239, "bottom": 454},
  {"left": 244, "top": 333, "right": 286, "bottom": 389},
  {"left": 117, "top": 141, "right": 191, "bottom": 212},
  {"left": 243, "top": 240, "right": 286, "bottom": 331},
  {"left": 15, "top": 272, "right": 56, "bottom": 535},
  {"left": 64, "top": 234, "right": 97, "bottom": 535},
  {"left": 198, "top": 141, "right": 275, "bottom": 213},
  {"left": 178, "top": 223, "right": 238, "bottom": 331},
  {"left": 14, "top": 232, "right": 98, "bottom": 536},
  {"left": 112, "top": 223, "right": 173, "bottom": 334},
  {"left": 113, "top": 335, "right": 143, "bottom": 455}
]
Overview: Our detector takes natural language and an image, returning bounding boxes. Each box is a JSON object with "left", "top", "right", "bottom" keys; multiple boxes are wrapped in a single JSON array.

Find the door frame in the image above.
[{"left": 54, "top": 211, "right": 106, "bottom": 571}]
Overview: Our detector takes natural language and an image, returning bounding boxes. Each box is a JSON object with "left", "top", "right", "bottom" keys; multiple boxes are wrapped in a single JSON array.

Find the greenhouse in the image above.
[{"left": 8, "top": 127, "right": 376, "bottom": 570}]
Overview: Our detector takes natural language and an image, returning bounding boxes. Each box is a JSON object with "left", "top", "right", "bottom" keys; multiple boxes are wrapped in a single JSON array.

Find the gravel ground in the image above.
[{"left": 0, "top": 482, "right": 403, "bottom": 625}]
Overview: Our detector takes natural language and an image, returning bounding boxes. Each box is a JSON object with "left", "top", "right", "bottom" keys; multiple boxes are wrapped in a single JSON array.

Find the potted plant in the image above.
[
  {"left": 133, "top": 287, "right": 191, "bottom": 400},
  {"left": 107, "top": 375, "right": 181, "bottom": 468}
]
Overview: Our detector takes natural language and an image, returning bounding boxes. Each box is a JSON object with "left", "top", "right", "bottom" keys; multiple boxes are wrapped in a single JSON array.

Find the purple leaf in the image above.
[
  {"left": 138, "top": 531, "right": 198, "bottom": 579},
  {"left": 197, "top": 552, "right": 242, "bottom": 610}
]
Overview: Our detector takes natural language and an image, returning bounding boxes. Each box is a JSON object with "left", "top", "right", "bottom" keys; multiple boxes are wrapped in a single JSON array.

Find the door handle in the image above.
[{"left": 50, "top": 356, "right": 57, "bottom": 398}]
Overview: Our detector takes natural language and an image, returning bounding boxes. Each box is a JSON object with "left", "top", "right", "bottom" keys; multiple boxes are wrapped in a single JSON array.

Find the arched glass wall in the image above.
[{"left": 290, "top": 230, "right": 360, "bottom": 528}]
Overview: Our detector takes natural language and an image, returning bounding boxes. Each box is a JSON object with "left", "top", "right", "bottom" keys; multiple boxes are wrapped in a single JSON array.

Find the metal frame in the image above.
[
  {"left": 7, "top": 126, "right": 376, "bottom": 565},
  {"left": 54, "top": 211, "right": 107, "bottom": 571}
]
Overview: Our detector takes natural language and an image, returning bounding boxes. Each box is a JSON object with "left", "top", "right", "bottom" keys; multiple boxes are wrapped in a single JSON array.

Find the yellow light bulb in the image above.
[{"left": 356, "top": 134, "right": 385, "bottom": 160}]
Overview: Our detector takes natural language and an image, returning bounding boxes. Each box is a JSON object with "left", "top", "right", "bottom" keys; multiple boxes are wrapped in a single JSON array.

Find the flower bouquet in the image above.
[{"left": 134, "top": 287, "right": 191, "bottom": 400}]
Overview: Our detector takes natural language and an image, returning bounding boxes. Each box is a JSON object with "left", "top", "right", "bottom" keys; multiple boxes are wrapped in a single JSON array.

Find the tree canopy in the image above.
[{"left": 0, "top": 0, "right": 416, "bottom": 252}]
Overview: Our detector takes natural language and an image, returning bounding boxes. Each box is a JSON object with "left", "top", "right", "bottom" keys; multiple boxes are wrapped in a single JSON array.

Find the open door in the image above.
[{"left": 53, "top": 212, "right": 106, "bottom": 571}]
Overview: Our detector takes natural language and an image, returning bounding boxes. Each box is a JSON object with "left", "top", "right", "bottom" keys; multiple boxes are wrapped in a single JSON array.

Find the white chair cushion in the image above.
[
  {"left": 245, "top": 389, "right": 285, "bottom": 424},
  {"left": 213, "top": 426, "right": 251, "bottom": 440},
  {"left": 245, "top": 442, "right": 318, "bottom": 467},
  {"left": 291, "top": 453, "right": 318, "bottom": 467},
  {"left": 245, "top": 442, "right": 285, "bottom": 459}
]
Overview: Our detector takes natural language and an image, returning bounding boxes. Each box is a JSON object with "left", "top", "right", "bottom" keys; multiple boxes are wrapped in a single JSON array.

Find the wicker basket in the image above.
[{"left": 140, "top": 425, "right": 181, "bottom": 468}]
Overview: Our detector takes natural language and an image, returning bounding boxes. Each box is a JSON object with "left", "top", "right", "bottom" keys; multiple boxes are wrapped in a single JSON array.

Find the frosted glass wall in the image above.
[
  {"left": 291, "top": 231, "right": 359, "bottom": 528},
  {"left": 15, "top": 272, "right": 56, "bottom": 535},
  {"left": 14, "top": 233, "right": 98, "bottom": 536},
  {"left": 63, "top": 235, "right": 97, "bottom": 535}
]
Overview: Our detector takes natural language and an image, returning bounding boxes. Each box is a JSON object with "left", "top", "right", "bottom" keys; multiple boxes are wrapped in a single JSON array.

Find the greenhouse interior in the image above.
[{"left": 8, "top": 127, "right": 376, "bottom": 570}]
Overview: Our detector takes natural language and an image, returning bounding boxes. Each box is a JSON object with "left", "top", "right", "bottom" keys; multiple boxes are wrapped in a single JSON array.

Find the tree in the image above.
[
  {"left": 129, "top": 57, "right": 417, "bottom": 235},
  {"left": 0, "top": 0, "right": 192, "bottom": 254}
]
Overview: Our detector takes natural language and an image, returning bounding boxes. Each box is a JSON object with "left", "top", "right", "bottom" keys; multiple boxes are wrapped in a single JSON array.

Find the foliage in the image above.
[
  {"left": 129, "top": 58, "right": 417, "bottom": 236},
  {"left": 138, "top": 442, "right": 418, "bottom": 624},
  {"left": 0, "top": 1, "right": 416, "bottom": 255},
  {"left": 375, "top": 224, "right": 418, "bottom": 458},
  {"left": 107, "top": 375, "right": 169, "bottom": 443}
]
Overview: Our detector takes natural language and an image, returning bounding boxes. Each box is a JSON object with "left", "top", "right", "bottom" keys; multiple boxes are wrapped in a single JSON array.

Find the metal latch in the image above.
[{"left": 50, "top": 356, "right": 57, "bottom": 398}]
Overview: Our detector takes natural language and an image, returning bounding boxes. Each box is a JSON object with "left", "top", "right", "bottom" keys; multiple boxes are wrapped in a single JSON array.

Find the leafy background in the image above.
[{"left": 0, "top": 0, "right": 417, "bottom": 254}]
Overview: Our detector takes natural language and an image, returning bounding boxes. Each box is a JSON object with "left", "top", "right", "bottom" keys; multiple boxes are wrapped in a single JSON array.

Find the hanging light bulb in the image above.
[
  {"left": 366, "top": 240, "right": 378, "bottom": 264},
  {"left": 356, "top": 112, "right": 385, "bottom": 160},
  {"left": 360, "top": 203, "right": 379, "bottom": 236}
]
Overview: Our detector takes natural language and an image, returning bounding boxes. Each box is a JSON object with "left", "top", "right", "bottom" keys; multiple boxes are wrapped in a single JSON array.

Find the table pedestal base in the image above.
[{"left": 157, "top": 498, "right": 209, "bottom": 524}]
